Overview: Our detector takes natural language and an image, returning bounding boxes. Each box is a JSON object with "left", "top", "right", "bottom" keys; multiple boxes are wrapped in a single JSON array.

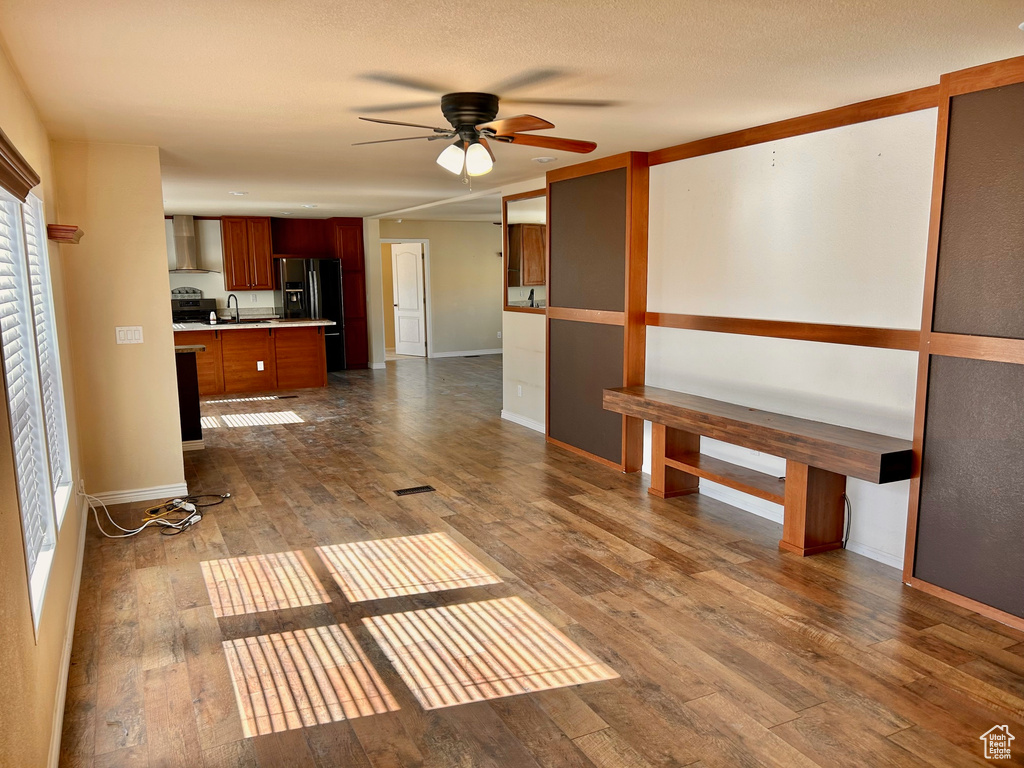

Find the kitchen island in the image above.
[{"left": 173, "top": 319, "right": 335, "bottom": 395}]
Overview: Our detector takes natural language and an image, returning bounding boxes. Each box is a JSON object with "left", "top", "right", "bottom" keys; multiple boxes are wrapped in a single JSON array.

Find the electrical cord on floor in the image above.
[
  {"left": 842, "top": 493, "right": 853, "bottom": 548},
  {"left": 81, "top": 491, "right": 230, "bottom": 539}
]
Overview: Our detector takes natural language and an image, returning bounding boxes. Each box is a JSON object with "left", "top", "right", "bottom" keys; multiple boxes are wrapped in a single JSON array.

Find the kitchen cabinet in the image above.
[
  {"left": 222, "top": 216, "right": 274, "bottom": 290},
  {"left": 508, "top": 223, "right": 546, "bottom": 287},
  {"left": 271, "top": 218, "right": 332, "bottom": 258},
  {"left": 274, "top": 326, "right": 327, "bottom": 389},
  {"left": 332, "top": 218, "right": 369, "bottom": 368},
  {"left": 221, "top": 328, "right": 277, "bottom": 393},
  {"left": 173, "top": 330, "right": 224, "bottom": 395}
]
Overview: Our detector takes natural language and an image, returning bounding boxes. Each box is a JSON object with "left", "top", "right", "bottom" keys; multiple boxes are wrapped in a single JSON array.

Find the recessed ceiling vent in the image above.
[{"left": 170, "top": 215, "right": 213, "bottom": 273}]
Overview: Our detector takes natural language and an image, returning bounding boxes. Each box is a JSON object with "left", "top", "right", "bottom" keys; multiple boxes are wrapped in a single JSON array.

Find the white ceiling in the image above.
[{"left": 1, "top": 1, "right": 1022, "bottom": 218}]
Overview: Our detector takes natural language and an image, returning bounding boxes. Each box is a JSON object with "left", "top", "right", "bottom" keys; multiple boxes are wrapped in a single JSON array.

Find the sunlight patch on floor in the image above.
[
  {"left": 316, "top": 532, "right": 501, "bottom": 603},
  {"left": 201, "top": 551, "right": 330, "bottom": 617},
  {"left": 223, "top": 624, "right": 399, "bottom": 737},
  {"left": 364, "top": 596, "right": 618, "bottom": 709}
]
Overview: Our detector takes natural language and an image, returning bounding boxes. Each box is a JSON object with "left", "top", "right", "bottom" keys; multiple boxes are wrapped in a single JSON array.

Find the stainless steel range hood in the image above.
[{"left": 169, "top": 215, "right": 214, "bottom": 273}]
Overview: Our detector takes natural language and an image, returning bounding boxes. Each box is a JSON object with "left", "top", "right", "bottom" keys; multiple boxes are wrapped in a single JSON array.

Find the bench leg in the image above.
[
  {"left": 780, "top": 459, "right": 846, "bottom": 556},
  {"left": 648, "top": 424, "right": 700, "bottom": 499}
]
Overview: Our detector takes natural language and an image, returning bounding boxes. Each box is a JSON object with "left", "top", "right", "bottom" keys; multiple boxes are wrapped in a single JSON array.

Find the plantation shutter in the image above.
[
  {"left": 0, "top": 189, "right": 55, "bottom": 579},
  {"left": 23, "top": 193, "right": 71, "bottom": 497}
]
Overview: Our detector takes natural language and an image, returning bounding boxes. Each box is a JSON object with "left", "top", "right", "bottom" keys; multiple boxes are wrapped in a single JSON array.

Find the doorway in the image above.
[{"left": 380, "top": 240, "right": 430, "bottom": 359}]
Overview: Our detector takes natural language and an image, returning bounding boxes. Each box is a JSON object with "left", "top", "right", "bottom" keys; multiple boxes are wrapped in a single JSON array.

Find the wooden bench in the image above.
[{"left": 603, "top": 385, "right": 914, "bottom": 556}]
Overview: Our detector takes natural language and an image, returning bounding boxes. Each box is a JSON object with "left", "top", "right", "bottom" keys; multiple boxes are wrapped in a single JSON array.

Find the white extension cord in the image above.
[{"left": 80, "top": 491, "right": 203, "bottom": 538}]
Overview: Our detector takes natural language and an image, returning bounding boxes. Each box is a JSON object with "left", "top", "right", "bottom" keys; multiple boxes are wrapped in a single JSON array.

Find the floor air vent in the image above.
[{"left": 393, "top": 485, "right": 436, "bottom": 496}]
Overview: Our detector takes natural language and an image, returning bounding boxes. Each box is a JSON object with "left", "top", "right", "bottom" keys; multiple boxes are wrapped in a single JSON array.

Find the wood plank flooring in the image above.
[{"left": 61, "top": 355, "right": 1024, "bottom": 767}]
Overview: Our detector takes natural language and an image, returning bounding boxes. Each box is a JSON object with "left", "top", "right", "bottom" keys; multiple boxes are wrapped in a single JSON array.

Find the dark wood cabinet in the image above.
[
  {"left": 173, "top": 330, "right": 224, "bottom": 395},
  {"left": 274, "top": 326, "right": 327, "bottom": 389},
  {"left": 508, "top": 223, "right": 546, "bottom": 287},
  {"left": 271, "top": 218, "right": 332, "bottom": 258},
  {"left": 221, "top": 328, "right": 277, "bottom": 393},
  {"left": 331, "top": 218, "right": 369, "bottom": 368},
  {"left": 222, "top": 217, "right": 274, "bottom": 290}
]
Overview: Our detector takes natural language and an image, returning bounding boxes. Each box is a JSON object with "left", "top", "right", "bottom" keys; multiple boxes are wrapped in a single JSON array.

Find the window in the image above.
[{"left": 0, "top": 187, "right": 72, "bottom": 627}]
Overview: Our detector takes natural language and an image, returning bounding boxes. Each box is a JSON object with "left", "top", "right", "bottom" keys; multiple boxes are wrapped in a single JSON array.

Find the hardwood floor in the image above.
[{"left": 61, "top": 355, "right": 1024, "bottom": 767}]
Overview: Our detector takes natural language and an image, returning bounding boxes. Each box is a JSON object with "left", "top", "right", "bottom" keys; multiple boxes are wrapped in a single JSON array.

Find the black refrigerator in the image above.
[{"left": 277, "top": 258, "right": 347, "bottom": 371}]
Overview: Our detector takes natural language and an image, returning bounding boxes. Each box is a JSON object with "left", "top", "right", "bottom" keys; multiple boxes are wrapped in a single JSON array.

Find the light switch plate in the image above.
[
  {"left": 257, "top": 360, "right": 264, "bottom": 371},
  {"left": 116, "top": 326, "right": 143, "bottom": 344}
]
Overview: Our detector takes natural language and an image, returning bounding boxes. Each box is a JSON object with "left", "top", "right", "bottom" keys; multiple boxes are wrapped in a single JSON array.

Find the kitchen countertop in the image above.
[{"left": 173, "top": 319, "right": 337, "bottom": 331}]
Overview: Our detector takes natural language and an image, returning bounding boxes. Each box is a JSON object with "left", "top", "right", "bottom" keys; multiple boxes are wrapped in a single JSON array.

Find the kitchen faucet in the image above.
[{"left": 226, "top": 293, "right": 239, "bottom": 323}]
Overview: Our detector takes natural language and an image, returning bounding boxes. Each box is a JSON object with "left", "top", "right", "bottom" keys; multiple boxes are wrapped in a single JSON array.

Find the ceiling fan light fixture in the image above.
[
  {"left": 465, "top": 141, "right": 494, "bottom": 176},
  {"left": 436, "top": 141, "right": 466, "bottom": 174}
]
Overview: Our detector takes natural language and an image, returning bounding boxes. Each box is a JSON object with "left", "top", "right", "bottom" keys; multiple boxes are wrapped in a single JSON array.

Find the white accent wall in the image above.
[{"left": 645, "top": 109, "right": 938, "bottom": 568}]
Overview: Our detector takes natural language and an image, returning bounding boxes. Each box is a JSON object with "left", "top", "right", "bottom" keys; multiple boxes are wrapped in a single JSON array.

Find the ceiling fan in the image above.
[{"left": 354, "top": 77, "right": 605, "bottom": 177}]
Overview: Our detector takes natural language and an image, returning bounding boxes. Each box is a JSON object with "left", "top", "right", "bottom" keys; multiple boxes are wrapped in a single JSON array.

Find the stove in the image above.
[{"left": 171, "top": 297, "right": 217, "bottom": 324}]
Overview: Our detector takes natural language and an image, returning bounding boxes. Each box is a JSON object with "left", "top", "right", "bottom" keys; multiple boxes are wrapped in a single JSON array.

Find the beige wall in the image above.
[
  {"left": 0, "top": 41, "right": 87, "bottom": 768},
  {"left": 380, "top": 243, "right": 395, "bottom": 349},
  {"left": 53, "top": 141, "right": 185, "bottom": 496},
  {"left": 380, "top": 220, "right": 502, "bottom": 355}
]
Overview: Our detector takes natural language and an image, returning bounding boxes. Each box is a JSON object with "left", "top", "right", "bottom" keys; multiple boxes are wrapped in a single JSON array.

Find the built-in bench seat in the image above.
[{"left": 603, "top": 385, "right": 914, "bottom": 556}]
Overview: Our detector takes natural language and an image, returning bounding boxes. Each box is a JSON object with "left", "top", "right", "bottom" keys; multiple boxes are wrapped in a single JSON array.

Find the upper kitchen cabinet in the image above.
[
  {"left": 509, "top": 223, "right": 546, "bottom": 287},
  {"left": 331, "top": 218, "right": 364, "bottom": 270},
  {"left": 271, "top": 218, "right": 332, "bottom": 258},
  {"left": 222, "top": 216, "right": 274, "bottom": 290}
]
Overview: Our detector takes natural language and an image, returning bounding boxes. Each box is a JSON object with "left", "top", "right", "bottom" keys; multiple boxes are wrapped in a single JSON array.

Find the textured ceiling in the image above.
[{"left": 1, "top": 0, "right": 1022, "bottom": 217}]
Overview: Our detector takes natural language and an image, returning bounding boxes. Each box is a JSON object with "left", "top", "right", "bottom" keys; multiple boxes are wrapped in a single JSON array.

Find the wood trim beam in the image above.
[
  {"left": 547, "top": 307, "right": 625, "bottom": 326},
  {"left": 946, "top": 54, "right": 1024, "bottom": 96},
  {"left": 545, "top": 152, "right": 634, "bottom": 183},
  {"left": 0, "top": 125, "right": 40, "bottom": 202},
  {"left": 648, "top": 86, "right": 940, "bottom": 166},
  {"left": 646, "top": 312, "right": 920, "bottom": 351},
  {"left": 928, "top": 333, "right": 1024, "bottom": 366}
]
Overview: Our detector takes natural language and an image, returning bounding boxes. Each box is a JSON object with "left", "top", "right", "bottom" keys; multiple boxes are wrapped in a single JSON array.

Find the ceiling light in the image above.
[
  {"left": 229, "top": 191, "right": 248, "bottom": 196},
  {"left": 465, "top": 142, "right": 494, "bottom": 176},
  {"left": 300, "top": 204, "right": 318, "bottom": 209},
  {"left": 436, "top": 141, "right": 466, "bottom": 175},
  {"left": 532, "top": 156, "right": 557, "bottom": 164},
  {"left": 1019, "top": 21, "right": 1024, "bottom": 30}
]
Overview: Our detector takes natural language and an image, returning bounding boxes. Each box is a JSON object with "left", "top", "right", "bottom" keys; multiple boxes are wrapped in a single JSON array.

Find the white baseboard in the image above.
[
  {"left": 89, "top": 482, "right": 189, "bottom": 505},
  {"left": 501, "top": 410, "right": 545, "bottom": 434},
  {"left": 369, "top": 362, "right": 386, "bottom": 370},
  {"left": 699, "top": 480, "right": 785, "bottom": 524},
  {"left": 47, "top": 498, "right": 88, "bottom": 768},
  {"left": 428, "top": 348, "right": 503, "bottom": 359},
  {"left": 182, "top": 439, "right": 204, "bottom": 452},
  {"left": 845, "top": 541, "right": 903, "bottom": 570}
]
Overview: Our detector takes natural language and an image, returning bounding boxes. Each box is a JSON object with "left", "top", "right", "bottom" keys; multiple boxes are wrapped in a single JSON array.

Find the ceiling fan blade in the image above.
[
  {"left": 502, "top": 97, "right": 620, "bottom": 109},
  {"left": 354, "top": 100, "right": 439, "bottom": 114},
  {"left": 478, "top": 137, "right": 496, "bottom": 162},
  {"left": 352, "top": 135, "right": 451, "bottom": 146},
  {"left": 359, "top": 72, "right": 450, "bottom": 94},
  {"left": 359, "top": 116, "right": 451, "bottom": 133},
  {"left": 487, "top": 68, "right": 564, "bottom": 95},
  {"left": 506, "top": 133, "right": 597, "bottom": 153},
  {"left": 476, "top": 114, "right": 554, "bottom": 135}
]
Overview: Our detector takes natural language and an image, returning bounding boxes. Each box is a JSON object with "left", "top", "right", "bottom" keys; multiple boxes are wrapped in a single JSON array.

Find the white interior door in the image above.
[{"left": 391, "top": 243, "right": 426, "bottom": 356}]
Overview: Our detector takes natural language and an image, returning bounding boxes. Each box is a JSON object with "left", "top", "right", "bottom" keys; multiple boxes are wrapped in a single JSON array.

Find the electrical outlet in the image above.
[
  {"left": 257, "top": 360, "right": 264, "bottom": 371},
  {"left": 497, "top": 331, "right": 502, "bottom": 339},
  {"left": 517, "top": 385, "right": 523, "bottom": 397},
  {"left": 250, "top": 293, "right": 258, "bottom": 303},
  {"left": 115, "top": 326, "right": 143, "bottom": 344}
]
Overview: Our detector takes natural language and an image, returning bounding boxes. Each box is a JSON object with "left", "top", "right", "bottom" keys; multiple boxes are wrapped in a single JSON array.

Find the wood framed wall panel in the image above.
[
  {"left": 547, "top": 167, "right": 627, "bottom": 312},
  {"left": 904, "top": 55, "right": 1024, "bottom": 629},
  {"left": 548, "top": 319, "right": 625, "bottom": 466},
  {"left": 931, "top": 81, "right": 1024, "bottom": 340},
  {"left": 647, "top": 313, "right": 920, "bottom": 351},
  {"left": 913, "top": 355, "right": 1024, "bottom": 620}
]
